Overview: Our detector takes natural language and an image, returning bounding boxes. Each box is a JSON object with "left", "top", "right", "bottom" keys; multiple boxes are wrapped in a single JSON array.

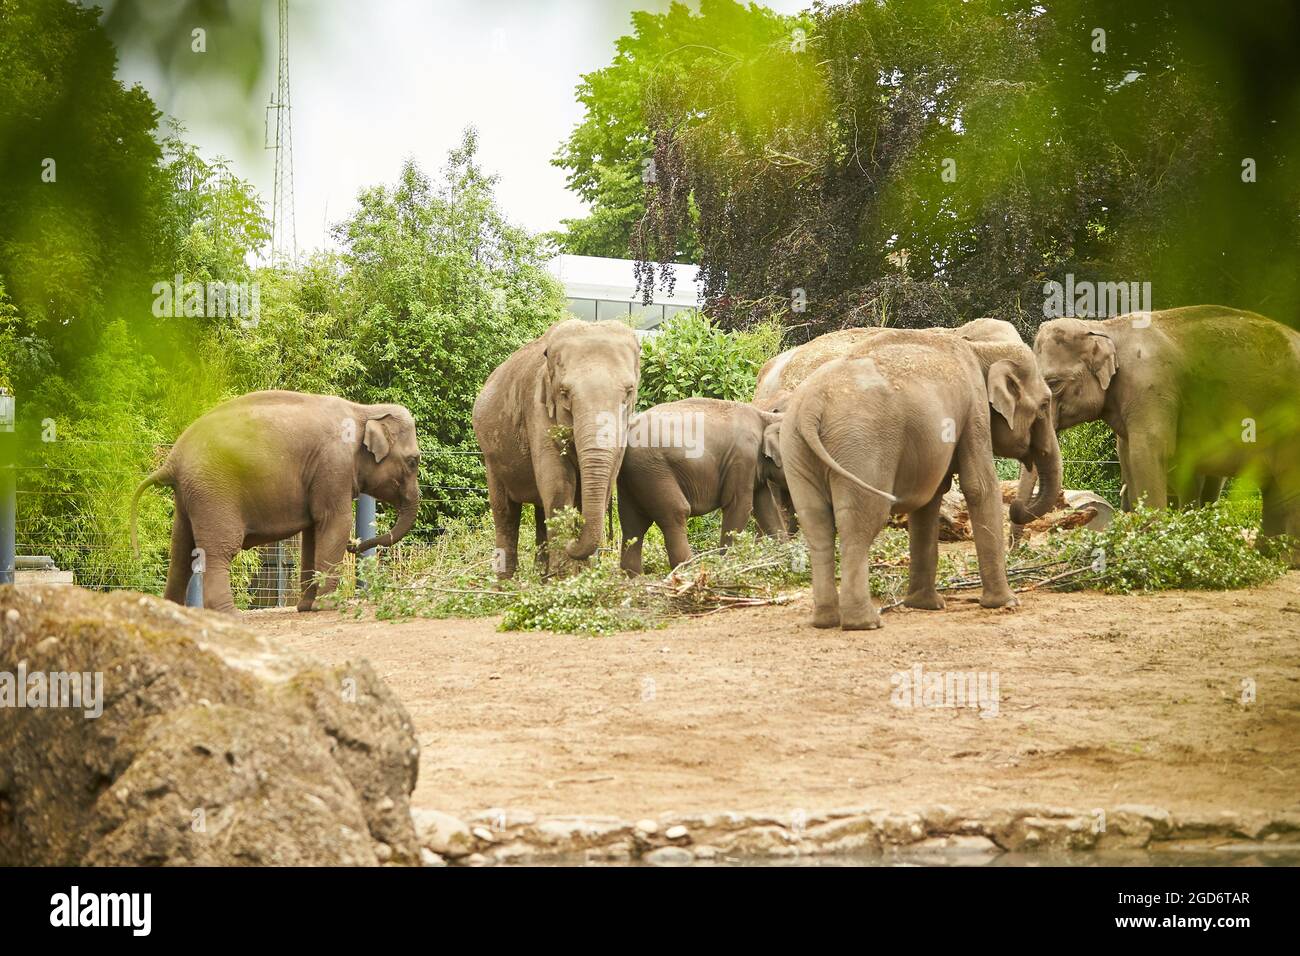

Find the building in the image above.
[{"left": 546, "top": 254, "right": 701, "bottom": 332}]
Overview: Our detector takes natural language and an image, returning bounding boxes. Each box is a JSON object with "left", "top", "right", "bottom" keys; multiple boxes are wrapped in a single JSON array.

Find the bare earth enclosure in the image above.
[{"left": 245, "top": 572, "right": 1300, "bottom": 827}]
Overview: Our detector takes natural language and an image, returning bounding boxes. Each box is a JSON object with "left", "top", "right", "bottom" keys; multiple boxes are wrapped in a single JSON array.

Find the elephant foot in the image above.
[
  {"left": 842, "top": 618, "right": 882, "bottom": 631},
  {"left": 903, "top": 591, "right": 946, "bottom": 611},
  {"left": 979, "top": 591, "right": 1020, "bottom": 610},
  {"left": 297, "top": 598, "right": 318, "bottom": 612},
  {"left": 840, "top": 603, "right": 881, "bottom": 630},
  {"left": 811, "top": 607, "right": 841, "bottom": 629}
]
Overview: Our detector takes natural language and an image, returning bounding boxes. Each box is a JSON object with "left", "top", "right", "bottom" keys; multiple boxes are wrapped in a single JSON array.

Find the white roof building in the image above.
[{"left": 545, "top": 254, "right": 702, "bottom": 331}]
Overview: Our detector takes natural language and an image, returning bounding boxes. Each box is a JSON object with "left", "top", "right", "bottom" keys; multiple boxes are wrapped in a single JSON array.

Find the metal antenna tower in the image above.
[{"left": 266, "top": 0, "right": 296, "bottom": 263}]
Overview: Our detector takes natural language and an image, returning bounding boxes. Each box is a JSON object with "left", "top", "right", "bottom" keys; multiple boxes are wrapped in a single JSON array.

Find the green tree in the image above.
[{"left": 333, "top": 130, "right": 568, "bottom": 521}]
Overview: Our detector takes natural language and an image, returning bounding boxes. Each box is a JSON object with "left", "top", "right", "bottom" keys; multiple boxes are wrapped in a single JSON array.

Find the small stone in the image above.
[
  {"left": 644, "top": 846, "right": 694, "bottom": 866},
  {"left": 4, "top": 609, "right": 19, "bottom": 624},
  {"left": 465, "top": 853, "right": 489, "bottom": 867},
  {"left": 35, "top": 636, "right": 59, "bottom": 654},
  {"left": 694, "top": 845, "right": 718, "bottom": 860},
  {"left": 411, "top": 809, "right": 473, "bottom": 858},
  {"left": 376, "top": 796, "right": 395, "bottom": 812},
  {"left": 472, "top": 826, "right": 495, "bottom": 843},
  {"left": 664, "top": 824, "right": 689, "bottom": 841},
  {"left": 420, "top": 848, "right": 446, "bottom": 867},
  {"left": 635, "top": 818, "right": 659, "bottom": 836},
  {"left": 374, "top": 842, "right": 393, "bottom": 863}
]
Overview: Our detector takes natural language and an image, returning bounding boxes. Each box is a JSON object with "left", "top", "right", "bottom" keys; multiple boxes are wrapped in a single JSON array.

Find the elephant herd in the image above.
[{"left": 134, "top": 305, "right": 1300, "bottom": 624}]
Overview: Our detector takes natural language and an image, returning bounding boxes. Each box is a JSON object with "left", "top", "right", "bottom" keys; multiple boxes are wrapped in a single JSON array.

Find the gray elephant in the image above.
[
  {"left": 130, "top": 390, "right": 422, "bottom": 613},
  {"left": 473, "top": 319, "right": 641, "bottom": 578},
  {"left": 1031, "top": 305, "right": 1300, "bottom": 565},
  {"left": 755, "top": 319, "right": 1062, "bottom": 524},
  {"left": 781, "top": 329, "right": 1056, "bottom": 630},
  {"left": 617, "top": 398, "right": 786, "bottom": 574}
]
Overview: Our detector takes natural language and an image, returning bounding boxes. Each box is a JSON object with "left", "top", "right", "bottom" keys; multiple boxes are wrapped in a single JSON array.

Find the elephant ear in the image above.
[
  {"left": 986, "top": 360, "right": 1023, "bottom": 428},
  {"left": 762, "top": 421, "right": 783, "bottom": 469},
  {"left": 1086, "top": 331, "right": 1118, "bottom": 390},
  {"left": 363, "top": 415, "right": 394, "bottom": 463}
]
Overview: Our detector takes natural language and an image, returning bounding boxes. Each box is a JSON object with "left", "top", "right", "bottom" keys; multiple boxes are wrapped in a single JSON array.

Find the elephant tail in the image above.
[
  {"left": 797, "top": 400, "right": 897, "bottom": 504},
  {"left": 130, "top": 466, "right": 173, "bottom": 559}
]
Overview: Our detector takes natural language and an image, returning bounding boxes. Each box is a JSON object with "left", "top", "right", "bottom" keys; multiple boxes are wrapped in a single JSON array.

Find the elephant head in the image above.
[
  {"left": 966, "top": 341, "right": 1063, "bottom": 524},
  {"left": 540, "top": 320, "right": 641, "bottom": 560},
  {"left": 351, "top": 405, "right": 422, "bottom": 553},
  {"left": 759, "top": 415, "right": 785, "bottom": 484},
  {"left": 1033, "top": 319, "right": 1119, "bottom": 429}
]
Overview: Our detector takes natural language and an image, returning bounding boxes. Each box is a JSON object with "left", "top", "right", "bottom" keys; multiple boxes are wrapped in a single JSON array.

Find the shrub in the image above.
[
  {"left": 1042, "top": 502, "right": 1290, "bottom": 593},
  {"left": 638, "top": 311, "right": 783, "bottom": 409}
]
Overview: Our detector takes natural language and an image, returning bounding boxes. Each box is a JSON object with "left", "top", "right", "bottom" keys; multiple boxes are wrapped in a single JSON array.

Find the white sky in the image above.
[{"left": 115, "top": 0, "right": 808, "bottom": 256}]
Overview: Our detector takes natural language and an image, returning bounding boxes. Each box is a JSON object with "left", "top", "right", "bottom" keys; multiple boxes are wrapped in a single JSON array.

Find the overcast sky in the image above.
[{"left": 115, "top": 0, "right": 807, "bottom": 257}]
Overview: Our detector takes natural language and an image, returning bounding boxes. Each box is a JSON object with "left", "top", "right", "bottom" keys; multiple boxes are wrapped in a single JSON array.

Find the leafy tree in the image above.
[
  {"left": 556, "top": 0, "right": 1300, "bottom": 341},
  {"left": 332, "top": 130, "right": 568, "bottom": 521}
]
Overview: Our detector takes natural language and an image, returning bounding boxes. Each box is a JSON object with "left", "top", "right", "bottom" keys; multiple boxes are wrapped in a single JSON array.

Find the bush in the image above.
[
  {"left": 1042, "top": 502, "right": 1290, "bottom": 593},
  {"left": 638, "top": 311, "right": 783, "bottom": 409}
]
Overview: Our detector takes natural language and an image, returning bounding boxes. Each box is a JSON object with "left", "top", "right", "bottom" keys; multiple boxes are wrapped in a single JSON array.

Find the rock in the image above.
[
  {"left": 420, "top": 848, "right": 447, "bottom": 867},
  {"left": 374, "top": 842, "right": 393, "bottom": 863},
  {"left": 644, "top": 846, "right": 695, "bottom": 866},
  {"left": 635, "top": 818, "right": 659, "bottom": 836},
  {"left": 464, "top": 853, "right": 490, "bottom": 867},
  {"left": 0, "top": 585, "right": 419, "bottom": 866},
  {"left": 664, "top": 824, "right": 689, "bottom": 841},
  {"left": 472, "top": 826, "right": 495, "bottom": 843},
  {"left": 411, "top": 809, "right": 473, "bottom": 859}
]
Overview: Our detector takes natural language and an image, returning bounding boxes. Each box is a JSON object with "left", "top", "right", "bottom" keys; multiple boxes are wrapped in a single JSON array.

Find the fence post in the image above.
[
  {"left": 274, "top": 539, "right": 287, "bottom": 606},
  {"left": 356, "top": 493, "right": 376, "bottom": 592},
  {"left": 0, "top": 388, "right": 15, "bottom": 587}
]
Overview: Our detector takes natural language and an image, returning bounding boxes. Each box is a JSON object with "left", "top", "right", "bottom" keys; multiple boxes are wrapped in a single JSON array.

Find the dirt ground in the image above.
[{"left": 245, "top": 573, "right": 1300, "bottom": 821}]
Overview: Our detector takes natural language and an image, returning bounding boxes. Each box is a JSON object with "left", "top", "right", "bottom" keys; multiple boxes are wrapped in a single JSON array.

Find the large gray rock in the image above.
[{"left": 0, "top": 585, "right": 420, "bottom": 866}]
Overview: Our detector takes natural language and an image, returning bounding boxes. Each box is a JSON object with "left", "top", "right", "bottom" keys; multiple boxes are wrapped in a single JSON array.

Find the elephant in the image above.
[
  {"left": 780, "top": 329, "right": 1049, "bottom": 630},
  {"left": 473, "top": 319, "right": 640, "bottom": 578},
  {"left": 616, "top": 398, "right": 787, "bottom": 574},
  {"left": 1030, "top": 305, "right": 1300, "bottom": 565},
  {"left": 129, "top": 390, "right": 422, "bottom": 613},
  {"left": 754, "top": 318, "right": 1063, "bottom": 525}
]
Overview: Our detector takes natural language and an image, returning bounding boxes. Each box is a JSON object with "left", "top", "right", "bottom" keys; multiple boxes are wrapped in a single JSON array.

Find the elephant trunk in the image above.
[
  {"left": 565, "top": 408, "right": 620, "bottom": 560},
  {"left": 350, "top": 491, "right": 420, "bottom": 554},
  {"left": 1009, "top": 414, "right": 1062, "bottom": 525}
]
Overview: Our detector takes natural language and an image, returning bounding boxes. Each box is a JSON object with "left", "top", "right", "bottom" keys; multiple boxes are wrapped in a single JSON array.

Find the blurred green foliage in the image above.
[{"left": 556, "top": 0, "right": 1300, "bottom": 341}]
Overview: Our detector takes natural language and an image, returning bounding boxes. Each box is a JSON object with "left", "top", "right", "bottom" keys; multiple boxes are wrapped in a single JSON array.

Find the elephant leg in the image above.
[
  {"left": 662, "top": 509, "right": 693, "bottom": 570},
  {"left": 297, "top": 525, "right": 318, "bottom": 611},
  {"left": 537, "top": 463, "right": 579, "bottom": 575},
  {"left": 189, "top": 510, "right": 242, "bottom": 614},
  {"left": 781, "top": 487, "right": 800, "bottom": 535},
  {"left": 833, "top": 480, "right": 892, "bottom": 631},
  {"left": 617, "top": 492, "right": 652, "bottom": 576},
  {"left": 1262, "top": 480, "right": 1300, "bottom": 568},
  {"left": 304, "top": 511, "right": 351, "bottom": 608},
  {"left": 752, "top": 481, "right": 788, "bottom": 541},
  {"left": 487, "top": 478, "right": 521, "bottom": 580},
  {"left": 787, "top": 478, "right": 839, "bottom": 629},
  {"left": 533, "top": 503, "right": 548, "bottom": 573},
  {"left": 1197, "top": 475, "right": 1226, "bottom": 507},
  {"left": 903, "top": 490, "right": 946, "bottom": 611},
  {"left": 957, "top": 440, "right": 1018, "bottom": 610},
  {"left": 162, "top": 504, "right": 195, "bottom": 605},
  {"left": 1123, "top": 417, "right": 1175, "bottom": 509},
  {"left": 718, "top": 483, "right": 754, "bottom": 550}
]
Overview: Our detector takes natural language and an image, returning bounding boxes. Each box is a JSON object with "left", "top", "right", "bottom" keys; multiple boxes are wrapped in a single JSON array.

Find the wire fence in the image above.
[{"left": 11, "top": 438, "right": 492, "bottom": 608}]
